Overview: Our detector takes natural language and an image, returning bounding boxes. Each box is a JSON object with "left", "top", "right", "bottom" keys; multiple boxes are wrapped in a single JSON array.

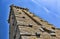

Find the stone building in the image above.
[{"left": 8, "top": 5, "right": 60, "bottom": 39}]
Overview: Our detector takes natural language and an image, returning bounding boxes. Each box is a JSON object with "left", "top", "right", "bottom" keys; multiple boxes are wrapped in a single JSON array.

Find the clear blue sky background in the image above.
[{"left": 0, "top": 0, "right": 60, "bottom": 39}]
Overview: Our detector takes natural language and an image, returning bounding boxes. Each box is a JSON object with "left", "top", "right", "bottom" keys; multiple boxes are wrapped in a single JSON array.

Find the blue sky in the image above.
[{"left": 0, "top": 0, "right": 60, "bottom": 39}]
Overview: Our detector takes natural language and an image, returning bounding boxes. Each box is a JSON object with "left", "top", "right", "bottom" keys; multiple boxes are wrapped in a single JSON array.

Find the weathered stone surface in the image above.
[{"left": 8, "top": 5, "right": 60, "bottom": 39}]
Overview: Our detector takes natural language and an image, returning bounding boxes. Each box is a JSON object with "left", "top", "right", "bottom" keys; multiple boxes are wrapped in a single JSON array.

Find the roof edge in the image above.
[{"left": 10, "top": 4, "right": 29, "bottom": 11}]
